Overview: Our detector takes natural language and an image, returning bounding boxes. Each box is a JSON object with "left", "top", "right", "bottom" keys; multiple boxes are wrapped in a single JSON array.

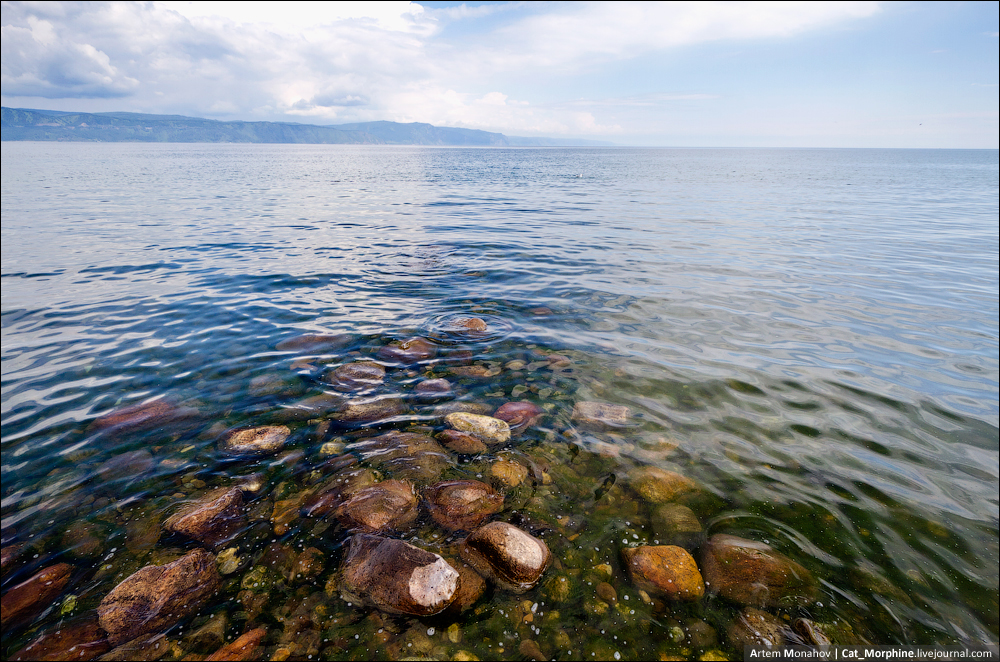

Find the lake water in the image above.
[{"left": 2, "top": 143, "right": 998, "bottom": 658}]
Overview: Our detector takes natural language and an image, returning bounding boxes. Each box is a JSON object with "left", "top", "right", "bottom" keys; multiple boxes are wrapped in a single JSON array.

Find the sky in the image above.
[{"left": 1, "top": 1, "right": 997, "bottom": 147}]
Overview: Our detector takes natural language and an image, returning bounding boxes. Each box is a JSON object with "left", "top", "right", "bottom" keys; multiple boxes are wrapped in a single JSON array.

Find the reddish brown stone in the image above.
[
  {"left": 1, "top": 563, "right": 73, "bottom": 628},
  {"left": 97, "top": 548, "right": 221, "bottom": 646},
  {"left": 621, "top": 545, "right": 705, "bottom": 601},
  {"left": 163, "top": 487, "right": 246, "bottom": 548},
  {"left": 340, "top": 534, "right": 459, "bottom": 617},
  {"left": 332, "top": 397, "right": 408, "bottom": 425},
  {"left": 206, "top": 627, "right": 267, "bottom": 661},
  {"left": 701, "top": 534, "right": 817, "bottom": 608},
  {"left": 445, "top": 561, "right": 487, "bottom": 613},
  {"left": 335, "top": 480, "right": 419, "bottom": 533},
  {"left": 301, "top": 467, "right": 377, "bottom": 518},
  {"left": 347, "top": 431, "right": 450, "bottom": 483},
  {"left": 436, "top": 429, "right": 488, "bottom": 455},
  {"left": 415, "top": 378, "right": 453, "bottom": 396},
  {"left": 11, "top": 618, "right": 110, "bottom": 661},
  {"left": 425, "top": 480, "right": 504, "bottom": 531},
  {"left": 90, "top": 400, "right": 189, "bottom": 433},
  {"left": 727, "top": 607, "right": 787, "bottom": 647},
  {"left": 219, "top": 425, "right": 290, "bottom": 456},
  {"left": 493, "top": 401, "right": 544, "bottom": 431},
  {"left": 1, "top": 542, "right": 24, "bottom": 575},
  {"left": 377, "top": 337, "right": 437, "bottom": 364},
  {"left": 450, "top": 317, "right": 488, "bottom": 333}
]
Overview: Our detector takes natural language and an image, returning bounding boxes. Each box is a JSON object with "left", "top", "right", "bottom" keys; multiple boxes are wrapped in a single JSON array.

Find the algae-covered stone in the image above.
[
  {"left": 335, "top": 479, "right": 419, "bottom": 533},
  {"left": 621, "top": 545, "right": 704, "bottom": 601},
  {"left": 490, "top": 458, "right": 529, "bottom": 488},
  {"left": 631, "top": 467, "right": 697, "bottom": 504},
  {"left": 164, "top": 487, "right": 246, "bottom": 548},
  {"left": 340, "top": 534, "right": 459, "bottom": 617},
  {"left": 445, "top": 412, "right": 510, "bottom": 444},
  {"left": 424, "top": 480, "right": 503, "bottom": 531},
  {"left": 651, "top": 503, "right": 703, "bottom": 548},
  {"left": 220, "top": 425, "right": 290, "bottom": 456},
  {"left": 701, "top": 534, "right": 817, "bottom": 608},
  {"left": 571, "top": 401, "right": 630, "bottom": 430},
  {"left": 460, "top": 521, "right": 551, "bottom": 593},
  {"left": 97, "top": 548, "right": 221, "bottom": 645}
]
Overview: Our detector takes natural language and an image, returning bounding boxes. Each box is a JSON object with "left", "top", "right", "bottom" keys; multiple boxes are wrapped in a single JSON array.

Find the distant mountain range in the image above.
[{"left": 0, "top": 107, "right": 614, "bottom": 146}]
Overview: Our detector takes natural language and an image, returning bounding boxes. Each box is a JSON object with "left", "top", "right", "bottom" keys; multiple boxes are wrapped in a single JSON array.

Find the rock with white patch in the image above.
[
  {"left": 340, "top": 534, "right": 459, "bottom": 617},
  {"left": 444, "top": 412, "right": 510, "bottom": 445},
  {"left": 460, "top": 521, "right": 551, "bottom": 593}
]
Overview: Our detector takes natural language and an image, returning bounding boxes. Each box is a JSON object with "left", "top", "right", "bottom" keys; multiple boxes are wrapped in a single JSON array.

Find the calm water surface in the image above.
[{"left": 2, "top": 143, "right": 998, "bottom": 658}]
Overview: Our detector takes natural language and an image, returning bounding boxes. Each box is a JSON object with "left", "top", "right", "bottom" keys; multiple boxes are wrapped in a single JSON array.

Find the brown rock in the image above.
[
  {"left": 10, "top": 618, "right": 109, "bottom": 661},
  {"left": 437, "top": 429, "right": 488, "bottom": 455},
  {"left": 621, "top": 545, "right": 705, "bottom": 601},
  {"left": 90, "top": 399, "right": 191, "bottom": 434},
  {"left": 727, "top": 607, "right": 787, "bottom": 647},
  {"left": 445, "top": 412, "right": 510, "bottom": 444},
  {"left": 98, "top": 634, "right": 170, "bottom": 661},
  {"left": 335, "top": 480, "right": 419, "bottom": 533},
  {"left": 275, "top": 333, "right": 350, "bottom": 352},
  {"left": 97, "top": 548, "right": 221, "bottom": 646},
  {"left": 97, "top": 450, "right": 155, "bottom": 482},
  {"left": 247, "top": 373, "right": 301, "bottom": 397},
  {"left": 164, "top": 487, "right": 246, "bottom": 548},
  {"left": 219, "top": 425, "right": 290, "bottom": 456},
  {"left": 415, "top": 378, "right": 453, "bottom": 397},
  {"left": 450, "top": 317, "right": 488, "bottom": 333},
  {"left": 631, "top": 467, "right": 697, "bottom": 504},
  {"left": 340, "top": 534, "right": 459, "bottom": 616},
  {"left": 651, "top": 503, "right": 703, "bottom": 548},
  {"left": 493, "top": 401, "right": 544, "bottom": 432},
  {"left": 301, "top": 467, "right": 377, "bottom": 518},
  {"left": 290, "top": 547, "right": 325, "bottom": 583},
  {"left": 448, "top": 365, "right": 495, "bottom": 379},
  {"left": 425, "top": 480, "right": 503, "bottom": 531},
  {"left": 491, "top": 458, "right": 529, "bottom": 487},
  {"left": 571, "top": 401, "right": 630, "bottom": 430},
  {"left": 347, "top": 431, "right": 449, "bottom": 483},
  {"left": 206, "top": 627, "right": 267, "bottom": 661},
  {"left": 271, "top": 492, "right": 307, "bottom": 535},
  {"left": 519, "top": 640, "right": 547, "bottom": 661},
  {"left": 1, "top": 542, "right": 25, "bottom": 575},
  {"left": 1, "top": 563, "right": 73, "bottom": 629},
  {"left": 432, "top": 402, "right": 492, "bottom": 417},
  {"left": 332, "top": 396, "right": 407, "bottom": 425},
  {"left": 323, "top": 361, "right": 385, "bottom": 392},
  {"left": 377, "top": 337, "right": 437, "bottom": 364},
  {"left": 701, "top": 534, "right": 817, "bottom": 608},
  {"left": 460, "top": 522, "right": 551, "bottom": 593},
  {"left": 63, "top": 521, "right": 106, "bottom": 560},
  {"left": 446, "top": 562, "right": 487, "bottom": 613}
]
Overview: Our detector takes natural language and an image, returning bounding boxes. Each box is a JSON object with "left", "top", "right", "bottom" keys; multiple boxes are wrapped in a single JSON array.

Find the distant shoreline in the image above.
[{"left": 0, "top": 107, "right": 615, "bottom": 147}]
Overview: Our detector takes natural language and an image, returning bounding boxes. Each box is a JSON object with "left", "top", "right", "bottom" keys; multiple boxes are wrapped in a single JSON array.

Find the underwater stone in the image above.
[
  {"left": 437, "top": 429, "right": 488, "bottom": 455},
  {"left": 377, "top": 337, "right": 437, "bottom": 364},
  {"left": 340, "top": 534, "right": 459, "bottom": 617},
  {"left": 701, "top": 534, "right": 817, "bottom": 608},
  {"left": 424, "top": 480, "right": 504, "bottom": 531},
  {"left": 621, "top": 545, "right": 705, "bottom": 601},
  {"left": 490, "top": 458, "right": 529, "bottom": 487},
  {"left": 348, "top": 431, "right": 450, "bottom": 483},
  {"left": 451, "top": 317, "right": 488, "bottom": 333},
  {"left": 1, "top": 563, "right": 73, "bottom": 629},
  {"left": 216, "top": 547, "right": 243, "bottom": 575},
  {"left": 651, "top": 503, "right": 703, "bottom": 548},
  {"left": 445, "top": 561, "right": 487, "bottom": 613},
  {"left": 631, "top": 466, "right": 697, "bottom": 504},
  {"left": 335, "top": 479, "right": 419, "bottom": 533},
  {"left": 460, "top": 521, "right": 551, "bottom": 593},
  {"left": 431, "top": 401, "right": 493, "bottom": 418},
  {"left": 220, "top": 425, "right": 290, "bottom": 456},
  {"left": 10, "top": 618, "right": 109, "bottom": 661},
  {"left": 493, "top": 401, "right": 544, "bottom": 432},
  {"left": 571, "top": 401, "right": 630, "bottom": 430},
  {"left": 415, "top": 378, "right": 453, "bottom": 397},
  {"left": 324, "top": 361, "right": 385, "bottom": 392},
  {"left": 97, "top": 450, "right": 155, "bottom": 482},
  {"left": 727, "top": 607, "right": 787, "bottom": 647},
  {"left": 332, "top": 396, "right": 407, "bottom": 425},
  {"left": 163, "top": 487, "right": 246, "bottom": 548},
  {"left": 97, "top": 548, "right": 221, "bottom": 646},
  {"left": 62, "top": 520, "right": 106, "bottom": 560},
  {"left": 301, "top": 466, "right": 378, "bottom": 518},
  {"left": 90, "top": 399, "right": 193, "bottom": 434},
  {"left": 445, "top": 412, "right": 510, "bottom": 444},
  {"left": 205, "top": 627, "right": 267, "bottom": 661}
]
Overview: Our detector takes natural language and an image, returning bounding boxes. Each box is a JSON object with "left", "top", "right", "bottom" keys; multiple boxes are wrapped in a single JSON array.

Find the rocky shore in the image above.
[{"left": 1, "top": 323, "right": 865, "bottom": 661}]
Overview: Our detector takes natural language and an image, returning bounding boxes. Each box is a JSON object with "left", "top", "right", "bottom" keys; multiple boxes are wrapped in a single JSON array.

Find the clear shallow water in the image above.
[{"left": 2, "top": 143, "right": 998, "bottom": 658}]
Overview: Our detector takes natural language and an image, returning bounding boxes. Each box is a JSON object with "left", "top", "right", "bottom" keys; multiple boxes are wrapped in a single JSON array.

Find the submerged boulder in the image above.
[
  {"left": 621, "top": 545, "right": 705, "bottom": 601},
  {"left": 348, "top": 431, "right": 450, "bottom": 483},
  {"left": 10, "top": 618, "right": 110, "bottom": 661},
  {"left": 90, "top": 399, "right": 194, "bottom": 434},
  {"left": 460, "top": 521, "right": 551, "bottom": 593},
  {"left": 332, "top": 397, "right": 407, "bottom": 426},
  {"left": 340, "top": 534, "right": 459, "bottom": 617},
  {"left": 445, "top": 412, "right": 510, "bottom": 444},
  {"left": 493, "top": 401, "right": 544, "bottom": 432},
  {"left": 335, "top": 480, "right": 419, "bottom": 533},
  {"left": 425, "top": 480, "right": 504, "bottom": 531},
  {"left": 323, "top": 361, "right": 385, "bottom": 393},
  {"left": 377, "top": 337, "right": 437, "bottom": 364},
  {"left": 219, "top": 425, "right": 290, "bottom": 456},
  {"left": 631, "top": 466, "right": 697, "bottom": 504},
  {"left": 164, "top": 487, "right": 246, "bottom": 548},
  {"left": 97, "top": 548, "right": 221, "bottom": 645},
  {"left": 571, "top": 401, "right": 630, "bottom": 430},
  {"left": 437, "top": 429, "right": 488, "bottom": 455},
  {"left": 1, "top": 563, "right": 73, "bottom": 629},
  {"left": 701, "top": 534, "right": 817, "bottom": 608},
  {"left": 275, "top": 333, "right": 350, "bottom": 353}
]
